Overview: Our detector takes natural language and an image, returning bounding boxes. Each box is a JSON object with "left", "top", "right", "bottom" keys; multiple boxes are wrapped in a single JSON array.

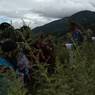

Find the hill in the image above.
[{"left": 32, "top": 10, "right": 95, "bottom": 34}]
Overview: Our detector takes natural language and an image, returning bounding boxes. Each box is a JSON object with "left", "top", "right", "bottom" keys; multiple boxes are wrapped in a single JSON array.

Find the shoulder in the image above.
[
  {"left": 0, "top": 57, "right": 11, "bottom": 68},
  {"left": 17, "top": 53, "right": 29, "bottom": 65}
]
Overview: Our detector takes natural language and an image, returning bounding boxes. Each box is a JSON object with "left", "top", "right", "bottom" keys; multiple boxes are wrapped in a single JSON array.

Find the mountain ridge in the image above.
[{"left": 32, "top": 10, "right": 95, "bottom": 33}]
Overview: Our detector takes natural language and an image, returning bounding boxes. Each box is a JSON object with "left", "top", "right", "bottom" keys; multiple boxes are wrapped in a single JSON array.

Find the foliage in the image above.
[
  {"left": 0, "top": 22, "right": 95, "bottom": 95},
  {"left": 0, "top": 72, "right": 27, "bottom": 95},
  {"left": 29, "top": 42, "right": 95, "bottom": 95}
]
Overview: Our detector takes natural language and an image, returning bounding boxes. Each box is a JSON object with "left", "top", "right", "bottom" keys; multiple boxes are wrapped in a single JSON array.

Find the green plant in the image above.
[{"left": 0, "top": 72, "right": 27, "bottom": 95}]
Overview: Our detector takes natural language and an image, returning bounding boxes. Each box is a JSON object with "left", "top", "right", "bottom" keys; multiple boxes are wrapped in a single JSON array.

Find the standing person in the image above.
[
  {"left": 0, "top": 39, "right": 30, "bottom": 83},
  {"left": 0, "top": 39, "right": 18, "bottom": 95},
  {"left": 32, "top": 34, "right": 46, "bottom": 63},
  {"left": 17, "top": 49, "right": 30, "bottom": 83},
  {"left": 69, "top": 22, "right": 84, "bottom": 45},
  {"left": 0, "top": 39, "right": 18, "bottom": 71}
]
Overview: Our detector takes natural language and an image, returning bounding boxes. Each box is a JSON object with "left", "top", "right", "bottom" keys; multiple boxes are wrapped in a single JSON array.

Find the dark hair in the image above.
[{"left": 1, "top": 39, "right": 17, "bottom": 52}]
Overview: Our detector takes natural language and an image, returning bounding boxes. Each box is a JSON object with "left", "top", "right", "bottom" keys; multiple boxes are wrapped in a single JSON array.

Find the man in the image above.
[
  {"left": 0, "top": 39, "right": 18, "bottom": 71},
  {"left": 0, "top": 39, "right": 30, "bottom": 83},
  {"left": 0, "top": 39, "right": 18, "bottom": 95},
  {"left": 70, "top": 22, "right": 84, "bottom": 45}
]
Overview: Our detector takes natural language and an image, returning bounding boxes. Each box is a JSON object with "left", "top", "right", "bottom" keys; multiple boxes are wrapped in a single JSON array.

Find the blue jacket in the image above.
[{"left": 0, "top": 57, "right": 12, "bottom": 69}]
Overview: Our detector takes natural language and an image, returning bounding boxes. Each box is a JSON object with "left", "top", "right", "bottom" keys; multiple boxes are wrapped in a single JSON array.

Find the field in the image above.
[
  {"left": 0, "top": 42, "right": 95, "bottom": 95},
  {"left": 0, "top": 23, "right": 95, "bottom": 95}
]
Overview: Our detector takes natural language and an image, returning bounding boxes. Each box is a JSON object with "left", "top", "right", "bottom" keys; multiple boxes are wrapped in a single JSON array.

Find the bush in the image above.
[
  {"left": 0, "top": 72, "right": 27, "bottom": 95},
  {"left": 30, "top": 42, "right": 95, "bottom": 95}
]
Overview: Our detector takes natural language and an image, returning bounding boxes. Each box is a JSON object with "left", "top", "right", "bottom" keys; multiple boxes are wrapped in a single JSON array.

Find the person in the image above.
[
  {"left": 0, "top": 39, "right": 17, "bottom": 95},
  {"left": 69, "top": 22, "right": 84, "bottom": 45},
  {"left": 0, "top": 22, "right": 16, "bottom": 41},
  {"left": 0, "top": 39, "right": 18, "bottom": 71},
  {"left": 17, "top": 49, "right": 31, "bottom": 83},
  {"left": 32, "top": 34, "right": 46, "bottom": 63},
  {"left": 0, "top": 39, "right": 30, "bottom": 83}
]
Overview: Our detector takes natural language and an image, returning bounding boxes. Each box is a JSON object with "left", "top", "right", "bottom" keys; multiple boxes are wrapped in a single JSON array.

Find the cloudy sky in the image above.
[{"left": 0, "top": 0, "right": 95, "bottom": 28}]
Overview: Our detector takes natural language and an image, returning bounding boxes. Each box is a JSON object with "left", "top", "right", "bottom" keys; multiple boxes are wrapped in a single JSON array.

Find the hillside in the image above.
[{"left": 32, "top": 10, "right": 95, "bottom": 33}]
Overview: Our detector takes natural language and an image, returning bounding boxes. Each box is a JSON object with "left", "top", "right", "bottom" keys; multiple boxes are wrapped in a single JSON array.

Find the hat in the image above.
[{"left": 1, "top": 39, "right": 17, "bottom": 52}]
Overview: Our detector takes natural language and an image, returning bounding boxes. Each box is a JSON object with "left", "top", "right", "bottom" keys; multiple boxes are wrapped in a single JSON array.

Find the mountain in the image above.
[{"left": 32, "top": 10, "right": 95, "bottom": 34}]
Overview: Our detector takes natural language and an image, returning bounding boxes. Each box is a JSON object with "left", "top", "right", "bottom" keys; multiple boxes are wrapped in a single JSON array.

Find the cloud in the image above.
[
  {"left": 12, "top": 13, "right": 57, "bottom": 28},
  {"left": 31, "top": 0, "right": 95, "bottom": 18},
  {"left": 0, "top": 0, "right": 95, "bottom": 28}
]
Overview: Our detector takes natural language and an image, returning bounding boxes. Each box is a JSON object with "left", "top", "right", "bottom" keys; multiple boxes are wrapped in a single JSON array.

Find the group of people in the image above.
[
  {"left": 0, "top": 21, "right": 85, "bottom": 94},
  {"left": 0, "top": 34, "right": 56, "bottom": 84}
]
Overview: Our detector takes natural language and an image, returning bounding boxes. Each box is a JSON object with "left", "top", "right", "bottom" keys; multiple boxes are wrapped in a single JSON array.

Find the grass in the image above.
[
  {"left": 0, "top": 41, "right": 95, "bottom": 95},
  {"left": 0, "top": 72, "right": 27, "bottom": 95},
  {"left": 26, "top": 41, "right": 95, "bottom": 95},
  {"left": 0, "top": 24, "right": 95, "bottom": 95}
]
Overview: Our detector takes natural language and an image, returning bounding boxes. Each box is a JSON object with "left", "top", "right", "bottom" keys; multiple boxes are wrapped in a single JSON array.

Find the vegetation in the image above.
[
  {"left": 32, "top": 10, "right": 95, "bottom": 36},
  {"left": 0, "top": 22, "right": 95, "bottom": 95},
  {"left": 29, "top": 41, "right": 95, "bottom": 95},
  {"left": 0, "top": 72, "right": 27, "bottom": 95}
]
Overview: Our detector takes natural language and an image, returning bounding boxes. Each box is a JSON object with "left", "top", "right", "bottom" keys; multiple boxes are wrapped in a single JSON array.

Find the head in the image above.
[
  {"left": 1, "top": 39, "right": 18, "bottom": 58},
  {"left": 69, "top": 21, "right": 79, "bottom": 32}
]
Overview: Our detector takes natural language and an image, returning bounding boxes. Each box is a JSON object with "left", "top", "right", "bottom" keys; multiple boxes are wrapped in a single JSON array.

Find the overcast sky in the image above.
[{"left": 0, "top": 0, "right": 95, "bottom": 28}]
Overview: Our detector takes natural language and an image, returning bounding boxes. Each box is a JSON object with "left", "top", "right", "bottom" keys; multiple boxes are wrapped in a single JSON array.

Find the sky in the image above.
[{"left": 0, "top": 0, "right": 95, "bottom": 28}]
